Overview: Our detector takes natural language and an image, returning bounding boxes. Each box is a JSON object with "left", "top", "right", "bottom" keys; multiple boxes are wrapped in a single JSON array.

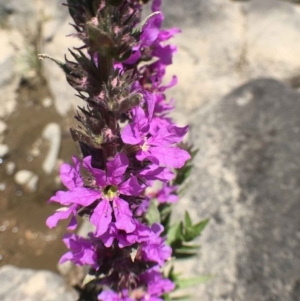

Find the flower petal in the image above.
[
  {"left": 91, "top": 200, "right": 112, "bottom": 236},
  {"left": 119, "top": 176, "right": 143, "bottom": 196},
  {"left": 60, "top": 160, "right": 83, "bottom": 190},
  {"left": 113, "top": 197, "right": 135, "bottom": 233},
  {"left": 107, "top": 153, "right": 129, "bottom": 185}
]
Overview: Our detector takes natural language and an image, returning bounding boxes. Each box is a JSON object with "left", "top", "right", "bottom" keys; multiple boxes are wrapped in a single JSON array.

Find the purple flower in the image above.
[
  {"left": 99, "top": 221, "right": 151, "bottom": 248},
  {"left": 139, "top": 163, "right": 174, "bottom": 183},
  {"left": 83, "top": 153, "right": 144, "bottom": 236},
  {"left": 156, "top": 183, "right": 179, "bottom": 203},
  {"left": 141, "top": 223, "right": 172, "bottom": 266},
  {"left": 121, "top": 107, "right": 190, "bottom": 168},
  {"left": 46, "top": 204, "right": 78, "bottom": 230},
  {"left": 98, "top": 289, "right": 133, "bottom": 301},
  {"left": 46, "top": 156, "right": 99, "bottom": 229},
  {"left": 139, "top": 267, "right": 175, "bottom": 299},
  {"left": 60, "top": 234, "right": 98, "bottom": 268},
  {"left": 47, "top": 153, "right": 144, "bottom": 237}
]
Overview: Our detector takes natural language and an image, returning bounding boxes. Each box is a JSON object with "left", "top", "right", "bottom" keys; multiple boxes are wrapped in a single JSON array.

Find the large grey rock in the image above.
[
  {"left": 161, "top": 0, "right": 300, "bottom": 119},
  {"left": 42, "top": 18, "right": 83, "bottom": 116},
  {"left": 183, "top": 78, "right": 300, "bottom": 301},
  {"left": 0, "top": 265, "right": 77, "bottom": 301}
]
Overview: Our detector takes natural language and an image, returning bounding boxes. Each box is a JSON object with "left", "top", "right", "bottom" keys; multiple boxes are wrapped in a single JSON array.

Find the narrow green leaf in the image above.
[
  {"left": 167, "top": 222, "right": 183, "bottom": 245},
  {"left": 193, "top": 219, "right": 209, "bottom": 236},
  {"left": 175, "top": 275, "right": 213, "bottom": 289},
  {"left": 184, "top": 211, "right": 192, "bottom": 228}
]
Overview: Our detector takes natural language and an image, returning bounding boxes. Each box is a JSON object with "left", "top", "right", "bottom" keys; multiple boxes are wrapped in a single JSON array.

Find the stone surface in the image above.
[
  {"left": 42, "top": 123, "right": 61, "bottom": 174},
  {"left": 42, "top": 17, "right": 83, "bottom": 116},
  {"left": 14, "top": 170, "right": 39, "bottom": 192},
  {"left": 0, "top": 120, "right": 7, "bottom": 134},
  {"left": 0, "top": 144, "right": 9, "bottom": 157},
  {"left": 0, "top": 265, "right": 77, "bottom": 301},
  {"left": 182, "top": 78, "right": 300, "bottom": 301},
  {"left": 161, "top": 0, "right": 300, "bottom": 118}
]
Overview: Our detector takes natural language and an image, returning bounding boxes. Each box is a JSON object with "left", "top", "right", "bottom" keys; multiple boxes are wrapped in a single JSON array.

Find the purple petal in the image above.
[
  {"left": 147, "top": 146, "right": 191, "bottom": 168},
  {"left": 99, "top": 224, "right": 118, "bottom": 247},
  {"left": 151, "top": 0, "right": 162, "bottom": 12},
  {"left": 124, "top": 49, "right": 141, "bottom": 64},
  {"left": 119, "top": 176, "right": 143, "bottom": 196},
  {"left": 149, "top": 125, "right": 189, "bottom": 146},
  {"left": 106, "top": 153, "right": 129, "bottom": 185},
  {"left": 145, "top": 91, "right": 155, "bottom": 121},
  {"left": 59, "top": 251, "right": 73, "bottom": 264},
  {"left": 82, "top": 156, "right": 106, "bottom": 186},
  {"left": 113, "top": 197, "right": 136, "bottom": 233},
  {"left": 153, "top": 44, "right": 176, "bottom": 65},
  {"left": 46, "top": 205, "right": 76, "bottom": 229},
  {"left": 62, "top": 187, "right": 101, "bottom": 206},
  {"left": 91, "top": 200, "right": 112, "bottom": 236},
  {"left": 121, "top": 123, "right": 142, "bottom": 144},
  {"left": 141, "top": 12, "right": 163, "bottom": 47},
  {"left": 140, "top": 164, "right": 174, "bottom": 182},
  {"left": 60, "top": 160, "right": 83, "bottom": 190},
  {"left": 158, "top": 28, "right": 181, "bottom": 41},
  {"left": 67, "top": 215, "right": 78, "bottom": 230}
]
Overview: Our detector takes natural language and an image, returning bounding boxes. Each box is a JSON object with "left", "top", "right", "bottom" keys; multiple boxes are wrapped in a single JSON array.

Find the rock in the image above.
[
  {"left": 14, "top": 170, "right": 39, "bottom": 192},
  {"left": 0, "top": 31, "right": 21, "bottom": 118},
  {"left": 42, "top": 97, "right": 53, "bottom": 108},
  {"left": 6, "top": 161, "right": 16, "bottom": 175},
  {"left": 42, "top": 123, "right": 61, "bottom": 174},
  {"left": 42, "top": 18, "right": 83, "bottom": 116},
  {"left": 0, "top": 265, "right": 77, "bottom": 301},
  {"left": 0, "top": 120, "right": 7, "bottom": 134},
  {"left": 183, "top": 78, "right": 300, "bottom": 301},
  {"left": 0, "top": 144, "right": 9, "bottom": 157},
  {"left": 161, "top": 0, "right": 300, "bottom": 116}
]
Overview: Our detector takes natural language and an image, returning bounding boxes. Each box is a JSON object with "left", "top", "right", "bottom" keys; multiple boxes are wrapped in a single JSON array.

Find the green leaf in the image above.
[
  {"left": 193, "top": 219, "right": 209, "bottom": 236},
  {"left": 173, "top": 244, "right": 199, "bottom": 258},
  {"left": 159, "top": 203, "right": 172, "bottom": 232},
  {"left": 184, "top": 211, "right": 192, "bottom": 228},
  {"left": 175, "top": 275, "right": 213, "bottom": 289},
  {"left": 145, "top": 200, "right": 160, "bottom": 225},
  {"left": 167, "top": 222, "right": 183, "bottom": 245},
  {"left": 169, "top": 295, "right": 190, "bottom": 301}
]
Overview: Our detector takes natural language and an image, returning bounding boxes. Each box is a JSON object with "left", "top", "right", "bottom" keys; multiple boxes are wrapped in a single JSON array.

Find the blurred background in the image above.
[{"left": 0, "top": 0, "right": 300, "bottom": 300}]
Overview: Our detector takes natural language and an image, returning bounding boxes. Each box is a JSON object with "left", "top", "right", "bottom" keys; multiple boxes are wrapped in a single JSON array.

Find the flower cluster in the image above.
[{"left": 46, "top": 0, "right": 190, "bottom": 300}]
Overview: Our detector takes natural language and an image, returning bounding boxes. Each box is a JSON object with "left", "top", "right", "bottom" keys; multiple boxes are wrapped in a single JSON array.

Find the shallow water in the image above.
[{"left": 0, "top": 77, "right": 81, "bottom": 272}]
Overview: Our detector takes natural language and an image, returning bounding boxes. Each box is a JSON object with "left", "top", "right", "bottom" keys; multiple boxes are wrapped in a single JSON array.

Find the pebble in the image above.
[
  {"left": 6, "top": 161, "right": 16, "bottom": 175},
  {"left": 42, "top": 123, "right": 61, "bottom": 174},
  {"left": 0, "top": 144, "right": 9, "bottom": 157},
  {"left": 42, "top": 97, "right": 52, "bottom": 108},
  {"left": 0, "top": 121, "right": 7, "bottom": 134},
  {"left": 14, "top": 170, "right": 39, "bottom": 192},
  {"left": 0, "top": 183, "right": 6, "bottom": 191}
]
